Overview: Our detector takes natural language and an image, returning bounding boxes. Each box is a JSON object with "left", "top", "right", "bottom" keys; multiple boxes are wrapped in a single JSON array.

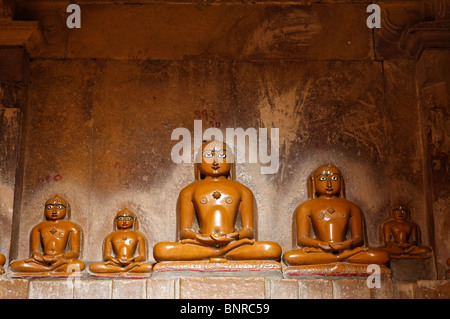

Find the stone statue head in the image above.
[
  {"left": 44, "top": 194, "right": 70, "bottom": 220},
  {"left": 310, "top": 164, "right": 345, "bottom": 199},
  {"left": 390, "top": 204, "right": 410, "bottom": 221},
  {"left": 114, "top": 208, "right": 139, "bottom": 231},
  {"left": 195, "top": 140, "right": 235, "bottom": 181}
]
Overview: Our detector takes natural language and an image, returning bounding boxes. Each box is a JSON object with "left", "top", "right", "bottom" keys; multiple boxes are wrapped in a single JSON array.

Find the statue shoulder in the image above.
[
  {"left": 180, "top": 181, "right": 197, "bottom": 195},
  {"left": 295, "top": 199, "right": 314, "bottom": 213},
  {"left": 231, "top": 180, "right": 253, "bottom": 196},
  {"left": 66, "top": 220, "right": 82, "bottom": 233}
]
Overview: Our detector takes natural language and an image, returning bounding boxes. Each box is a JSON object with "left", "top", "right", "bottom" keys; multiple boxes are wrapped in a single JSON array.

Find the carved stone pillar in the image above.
[
  {"left": 417, "top": 50, "right": 450, "bottom": 279},
  {"left": 0, "top": 48, "right": 27, "bottom": 263},
  {"left": 0, "top": 0, "right": 42, "bottom": 262},
  {"left": 376, "top": 0, "right": 450, "bottom": 280}
]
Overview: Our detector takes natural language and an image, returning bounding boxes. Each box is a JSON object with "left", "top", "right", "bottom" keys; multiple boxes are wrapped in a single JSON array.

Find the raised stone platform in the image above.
[
  {"left": 153, "top": 260, "right": 282, "bottom": 277},
  {"left": 0, "top": 276, "right": 448, "bottom": 299}
]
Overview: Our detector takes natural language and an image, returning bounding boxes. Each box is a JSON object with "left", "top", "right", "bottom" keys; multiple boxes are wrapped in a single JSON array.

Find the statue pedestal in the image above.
[
  {"left": 153, "top": 260, "right": 282, "bottom": 277},
  {"left": 87, "top": 270, "right": 152, "bottom": 279},
  {"left": 390, "top": 257, "right": 436, "bottom": 282},
  {"left": 8, "top": 270, "right": 84, "bottom": 279},
  {"left": 283, "top": 262, "right": 391, "bottom": 279}
]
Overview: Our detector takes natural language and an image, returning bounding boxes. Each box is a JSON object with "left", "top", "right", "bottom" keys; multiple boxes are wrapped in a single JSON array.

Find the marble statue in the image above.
[
  {"left": 379, "top": 204, "right": 431, "bottom": 258},
  {"left": 10, "top": 195, "right": 85, "bottom": 274},
  {"left": 89, "top": 208, "right": 152, "bottom": 275},
  {"left": 153, "top": 140, "right": 281, "bottom": 263},
  {"left": 283, "top": 164, "right": 390, "bottom": 272}
]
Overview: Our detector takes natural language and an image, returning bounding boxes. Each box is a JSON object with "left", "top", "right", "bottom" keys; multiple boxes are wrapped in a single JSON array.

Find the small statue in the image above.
[
  {"left": 89, "top": 208, "right": 152, "bottom": 274},
  {"left": 0, "top": 253, "right": 5, "bottom": 274},
  {"left": 10, "top": 195, "right": 85, "bottom": 274},
  {"left": 379, "top": 204, "right": 432, "bottom": 258},
  {"left": 153, "top": 140, "right": 281, "bottom": 263},
  {"left": 283, "top": 164, "right": 390, "bottom": 267}
]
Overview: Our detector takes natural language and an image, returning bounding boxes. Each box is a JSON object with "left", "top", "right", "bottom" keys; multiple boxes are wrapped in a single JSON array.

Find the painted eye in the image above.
[
  {"left": 331, "top": 176, "right": 339, "bottom": 181},
  {"left": 319, "top": 177, "right": 326, "bottom": 181},
  {"left": 46, "top": 205, "right": 54, "bottom": 209},
  {"left": 126, "top": 217, "right": 132, "bottom": 221},
  {"left": 56, "top": 205, "right": 64, "bottom": 210},
  {"left": 218, "top": 153, "right": 226, "bottom": 158},
  {"left": 204, "top": 153, "right": 213, "bottom": 158}
]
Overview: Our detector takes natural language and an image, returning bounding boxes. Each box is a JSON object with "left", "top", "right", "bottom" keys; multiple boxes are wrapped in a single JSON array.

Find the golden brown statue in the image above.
[
  {"left": 10, "top": 195, "right": 85, "bottom": 274},
  {"left": 153, "top": 140, "right": 281, "bottom": 262},
  {"left": 283, "top": 164, "right": 390, "bottom": 266},
  {"left": 0, "top": 253, "right": 5, "bottom": 274},
  {"left": 379, "top": 204, "right": 431, "bottom": 258},
  {"left": 89, "top": 209, "right": 152, "bottom": 274}
]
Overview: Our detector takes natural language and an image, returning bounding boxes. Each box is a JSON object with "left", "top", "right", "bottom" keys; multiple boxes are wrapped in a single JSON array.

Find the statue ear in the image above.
[
  {"left": 340, "top": 178, "right": 345, "bottom": 198},
  {"left": 134, "top": 215, "right": 139, "bottom": 231},
  {"left": 310, "top": 175, "right": 316, "bottom": 199},
  {"left": 195, "top": 163, "right": 201, "bottom": 181},
  {"left": 229, "top": 162, "right": 235, "bottom": 181}
]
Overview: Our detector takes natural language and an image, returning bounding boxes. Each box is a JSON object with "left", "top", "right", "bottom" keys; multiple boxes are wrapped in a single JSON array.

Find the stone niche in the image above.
[{"left": 0, "top": 0, "right": 448, "bottom": 299}]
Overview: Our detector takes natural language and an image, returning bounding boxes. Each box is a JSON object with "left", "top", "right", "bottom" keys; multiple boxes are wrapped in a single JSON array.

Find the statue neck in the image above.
[{"left": 203, "top": 175, "right": 228, "bottom": 181}]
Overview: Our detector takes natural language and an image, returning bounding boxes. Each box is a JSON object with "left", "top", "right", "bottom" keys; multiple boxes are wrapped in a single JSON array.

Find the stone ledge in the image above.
[{"left": 0, "top": 276, "right": 448, "bottom": 299}]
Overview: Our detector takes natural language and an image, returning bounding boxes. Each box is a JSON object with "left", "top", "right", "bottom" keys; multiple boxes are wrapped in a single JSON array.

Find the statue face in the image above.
[
  {"left": 313, "top": 165, "right": 342, "bottom": 197},
  {"left": 198, "top": 142, "right": 232, "bottom": 178},
  {"left": 116, "top": 213, "right": 134, "bottom": 230},
  {"left": 44, "top": 202, "right": 67, "bottom": 221},
  {"left": 392, "top": 206, "right": 409, "bottom": 221}
]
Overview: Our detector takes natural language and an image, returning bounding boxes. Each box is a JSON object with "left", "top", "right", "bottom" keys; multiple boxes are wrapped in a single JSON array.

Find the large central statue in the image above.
[
  {"left": 153, "top": 140, "right": 281, "bottom": 263},
  {"left": 283, "top": 164, "right": 390, "bottom": 274}
]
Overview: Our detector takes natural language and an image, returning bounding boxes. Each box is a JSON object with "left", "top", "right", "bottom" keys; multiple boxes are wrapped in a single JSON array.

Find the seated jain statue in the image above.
[
  {"left": 0, "top": 252, "right": 5, "bottom": 274},
  {"left": 89, "top": 208, "right": 152, "bottom": 276},
  {"left": 283, "top": 164, "right": 390, "bottom": 276},
  {"left": 379, "top": 204, "right": 431, "bottom": 259},
  {"left": 10, "top": 195, "right": 85, "bottom": 275},
  {"left": 153, "top": 140, "right": 281, "bottom": 273}
]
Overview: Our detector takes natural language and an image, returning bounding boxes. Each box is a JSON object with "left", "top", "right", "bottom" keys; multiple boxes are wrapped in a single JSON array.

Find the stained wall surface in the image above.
[{"left": 1, "top": 1, "right": 448, "bottom": 280}]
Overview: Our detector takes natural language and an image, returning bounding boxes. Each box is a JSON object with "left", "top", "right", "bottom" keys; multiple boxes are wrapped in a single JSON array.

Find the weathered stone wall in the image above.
[
  {"left": 0, "top": 47, "right": 28, "bottom": 263},
  {"left": 2, "top": 1, "right": 449, "bottom": 284}
]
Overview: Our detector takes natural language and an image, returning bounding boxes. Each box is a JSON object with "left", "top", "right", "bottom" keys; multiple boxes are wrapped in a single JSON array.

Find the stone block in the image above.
[
  {"left": 147, "top": 278, "right": 179, "bottom": 299},
  {"left": 62, "top": 3, "right": 372, "bottom": 61},
  {"left": 393, "top": 282, "right": 417, "bottom": 299},
  {"left": 0, "top": 278, "right": 29, "bottom": 299},
  {"left": 28, "top": 279, "right": 74, "bottom": 299},
  {"left": 180, "top": 277, "right": 266, "bottom": 299},
  {"left": 298, "top": 279, "right": 333, "bottom": 299},
  {"left": 333, "top": 279, "right": 371, "bottom": 299},
  {"left": 370, "top": 278, "right": 394, "bottom": 299},
  {"left": 73, "top": 279, "right": 112, "bottom": 299},
  {"left": 416, "top": 280, "right": 450, "bottom": 299},
  {"left": 390, "top": 258, "right": 436, "bottom": 282},
  {"left": 267, "top": 278, "right": 298, "bottom": 299},
  {"left": 0, "top": 48, "right": 26, "bottom": 82},
  {"left": 112, "top": 279, "right": 147, "bottom": 299}
]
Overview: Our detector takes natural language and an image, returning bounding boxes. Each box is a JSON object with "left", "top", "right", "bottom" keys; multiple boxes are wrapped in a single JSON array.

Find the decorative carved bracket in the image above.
[
  {"left": 377, "top": 0, "right": 450, "bottom": 59},
  {"left": 0, "top": 0, "right": 44, "bottom": 55}
]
